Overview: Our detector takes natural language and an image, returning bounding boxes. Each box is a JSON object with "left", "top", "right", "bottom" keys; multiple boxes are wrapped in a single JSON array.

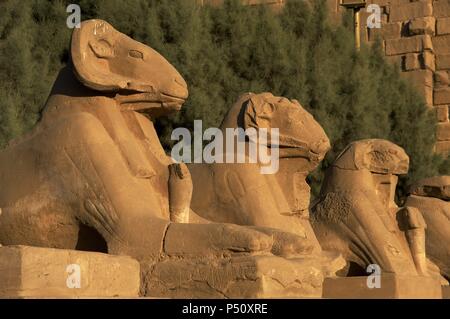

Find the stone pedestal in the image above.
[
  {"left": 323, "top": 274, "right": 442, "bottom": 299},
  {"left": 443, "top": 286, "right": 450, "bottom": 299},
  {"left": 144, "top": 254, "right": 342, "bottom": 298},
  {"left": 0, "top": 245, "right": 140, "bottom": 298}
]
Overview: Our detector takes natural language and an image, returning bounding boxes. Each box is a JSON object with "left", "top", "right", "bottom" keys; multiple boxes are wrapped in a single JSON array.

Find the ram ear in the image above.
[
  {"left": 71, "top": 19, "right": 128, "bottom": 91},
  {"left": 243, "top": 93, "right": 274, "bottom": 130}
]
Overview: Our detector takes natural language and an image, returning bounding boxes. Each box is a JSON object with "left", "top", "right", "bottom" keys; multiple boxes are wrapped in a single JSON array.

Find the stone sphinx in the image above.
[
  {"left": 311, "top": 139, "right": 444, "bottom": 297},
  {"left": 189, "top": 92, "right": 338, "bottom": 257},
  {"left": 0, "top": 19, "right": 335, "bottom": 298},
  {"left": 405, "top": 176, "right": 450, "bottom": 281}
]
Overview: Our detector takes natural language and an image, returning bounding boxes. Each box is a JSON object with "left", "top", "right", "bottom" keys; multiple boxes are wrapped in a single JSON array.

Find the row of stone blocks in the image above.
[
  {"left": 353, "top": 0, "right": 450, "bottom": 156},
  {"left": 0, "top": 245, "right": 448, "bottom": 299}
]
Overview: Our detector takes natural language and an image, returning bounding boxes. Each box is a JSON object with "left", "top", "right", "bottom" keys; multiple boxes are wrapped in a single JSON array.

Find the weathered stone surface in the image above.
[
  {"left": 432, "top": 35, "right": 450, "bottom": 55},
  {"left": 434, "top": 87, "right": 450, "bottom": 105},
  {"left": 420, "top": 85, "right": 434, "bottom": 106},
  {"left": 404, "top": 53, "right": 421, "bottom": 70},
  {"left": 189, "top": 93, "right": 330, "bottom": 242},
  {"left": 0, "top": 245, "right": 140, "bottom": 298},
  {"left": 434, "top": 0, "right": 450, "bottom": 18},
  {"left": 144, "top": 253, "right": 345, "bottom": 298},
  {"left": 323, "top": 275, "right": 442, "bottom": 299},
  {"left": 408, "top": 16, "right": 435, "bottom": 36},
  {"left": 403, "top": 52, "right": 435, "bottom": 71},
  {"left": 444, "top": 286, "right": 450, "bottom": 299},
  {"left": 435, "top": 141, "right": 450, "bottom": 154},
  {"left": 187, "top": 92, "right": 341, "bottom": 284},
  {"left": 401, "top": 70, "right": 434, "bottom": 103},
  {"left": 406, "top": 177, "right": 450, "bottom": 281},
  {"left": 437, "top": 17, "right": 450, "bottom": 35},
  {"left": 389, "top": 1, "right": 433, "bottom": 23},
  {"left": 384, "top": 0, "right": 414, "bottom": 7},
  {"left": 436, "top": 54, "right": 450, "bottom": 70},
  {"left": 436, "top": 105, "right": 449, "bottom": 122},
  {"left": 435, "top": 71, "right": 449, "bottom": 87},
  {"left": 401, "top": 70, "right": 433, "bottom": 87},
  {"left": 409, "top": 176, "right": 450, "bottom": 200},
  {"left": 312, "top": 139, "right": 432, "bottom": 278},
  {"left": 385, "top": 55, "right": 402, "bottom": 67},
  {"left": 385, "top": 35, "right": 432, "bottom": 55},
  {"left": 369, "top": 22, "right": 402, "bottom": 41},
  {"left": 437, "top": 123, "right": 450, "bottom": 141},
  {"left": 421, "top": 50, "right": 435, "bottom": 71},
  {"left": 401, "top": 69, "right": 433, "bottom": 87}
]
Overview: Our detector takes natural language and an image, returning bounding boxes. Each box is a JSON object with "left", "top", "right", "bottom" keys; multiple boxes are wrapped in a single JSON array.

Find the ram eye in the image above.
[{"left": 129, "top": 50, "right": 144, "bottom": 59}]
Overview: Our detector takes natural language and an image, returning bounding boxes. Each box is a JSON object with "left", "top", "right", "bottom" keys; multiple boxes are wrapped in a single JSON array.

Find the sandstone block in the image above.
[
  {"left": 369, "top": 22, "right": 402, "bottom": 41},
  {"left": 385, "top": 55, "right": 402, "bottom": 66},
  {"left": 404, "top": 53, "right": 421, "bottom": 70},
  {"left": 143, "top": 254, "right": 344, "bottom": 298},
  {"left": 0, "top": 245, "right": 140, "bottom": 298},
  {"left": 385, "top": 0, "right": 414, "bottom": 6},
  {"left": 401, "top": 69, "right": 433, "bottom": 88},
  {"left": 401, "top": 51, "right": 436, "bottom": 72},
  {"left": 370, "top": 0, "right": 391, "bottom": 7},
  {"left": 435, "top": 87, "right": 450, "bottom": 105},
  {"left": 389, "top": 1, "right": 433, "bottom": 23},
  {"left": 401, "top": 69, "right": 434, "bottom": 105},
  {"left": 385, "top": 35, "right": 432, "bottom": 55},
  {"left": 421, "top": 50, "right": 435, "bottom": 71},
  {"left": 323, "top": 275, "right": 442, "bottom": 299},
  {"left": 444, "top": 286, "right": 450, "bottom": 299},
  {"left": 437, "top": 18, "right": 450, "bottom": 35},
  {"left": 437, "top": 123, "right": 450, "bottom": 141},
  {"left": 434, "top": 0, "right": 450, "bottom": 18},
  {"left": 436, "top": 105, "right": 449, "bottom": 122},
  {"left": 420, "top": 85, "right": 434, "bottom": 106},
  {"left": 435, "top": 141, "right": 450, "bottom": 155},
  {"left": 436, "top": 54, "right": 450, "bottom": 70},
  {"left": 435, "top": 71, "right": 449, "bottom": 87},
  {"left": 432, "top": 35, "right": 450, "bottom": 55},
  {"left": 408, "top": 16, "right": 435, "bottom": 36}
]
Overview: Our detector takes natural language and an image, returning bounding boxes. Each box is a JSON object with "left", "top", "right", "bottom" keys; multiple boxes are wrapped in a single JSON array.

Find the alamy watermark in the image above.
[
  {"left": 66, "top": 4, "right": 81, "bottom": 29},
  {"left": 66, "top": 264, "right": 81, "bottom": 289},
  {"left": 171, "top": 120, "right": 279, "bottom": 175},
  {"left": 367, "top": 4, "right": 382, "bottom": 29},
  {"left": 366, "top": 264, "right": 381, "bottom": 289}
]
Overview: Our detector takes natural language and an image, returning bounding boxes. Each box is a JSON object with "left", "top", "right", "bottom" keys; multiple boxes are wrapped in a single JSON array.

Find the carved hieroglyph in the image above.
[
  {"left": 406, "top": 176, "right": 450, "bottom": 281},
  {"left": 0, "top": 20, "right": 338, "bottom": 298},
  {"left": 312, "top": 139, "right": 444, "bottom": 282}
]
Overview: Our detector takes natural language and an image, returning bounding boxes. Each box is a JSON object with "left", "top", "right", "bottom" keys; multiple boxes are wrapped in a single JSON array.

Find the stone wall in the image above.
[
  {"left": 327, "top": 0, "right": 450, "bottom": 156},
  {"left": 200, "top": 0, "right": 450, "bottom": 156}
]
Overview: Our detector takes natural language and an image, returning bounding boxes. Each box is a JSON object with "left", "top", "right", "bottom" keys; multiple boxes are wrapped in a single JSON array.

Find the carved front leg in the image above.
[{"left": 168, "top": 163, "right": 192, "bottom": 223}]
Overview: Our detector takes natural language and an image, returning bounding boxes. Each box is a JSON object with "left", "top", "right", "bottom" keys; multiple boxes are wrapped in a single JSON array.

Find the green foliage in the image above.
[
  {"left": 0, "top": 0, "right": 69, "bottom": 146},
  {"left": 0, "top": 0, "right": 448, "bottom": 197}
]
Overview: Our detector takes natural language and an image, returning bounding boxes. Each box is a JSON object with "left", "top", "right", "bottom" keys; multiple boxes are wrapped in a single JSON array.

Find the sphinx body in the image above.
[
  {"left": 189, "top": 92, "right": 344, "bottom": 271},
  {"left": 311, "top": 139, "right": 445, "bottom": 283},
  {"left": 0, "top": 19, "right": 192, "bottom": 259},
  {"left": 405, "top": 176, "right": 450, "bottom": 281}
]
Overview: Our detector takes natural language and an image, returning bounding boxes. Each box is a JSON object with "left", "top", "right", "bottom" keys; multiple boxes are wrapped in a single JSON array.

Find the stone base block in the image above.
[
  {"left": 0, "top": 245, "right": 140, "bottom": 298},
  {"left": 443, "top": 286, "right": 450, "bottom": 299},
  {"left": 143, "top": 255, "right": 341, "bottom": 298},
  {"left": 323, "top": 274, "right": 442, "bottom": 299}
]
